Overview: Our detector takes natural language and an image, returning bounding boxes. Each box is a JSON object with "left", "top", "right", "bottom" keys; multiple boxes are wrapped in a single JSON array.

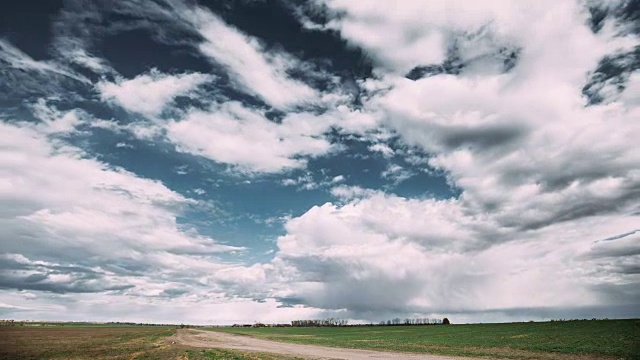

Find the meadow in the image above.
[
  {"left": 0, "top": 326, "right": 300, "bottom": 360},
  {"left": 209, "top": 319, "right": 640, "bottom": 359}
]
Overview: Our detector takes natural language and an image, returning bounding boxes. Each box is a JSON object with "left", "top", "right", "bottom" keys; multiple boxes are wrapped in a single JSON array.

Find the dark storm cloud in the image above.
[
  {"left": 0, "top": 256, "right": 134, "bottom": 294},
  {"left": 585, "top": 232, "right": 640, "bottom": 259},
  {"left": 0, "top": 218, "right": 152, "bottom": 275},
  {"left": 159, "top": 288, "right": 190, "bottom": 297},
  {"left": 616, "top": 264, "right": 640, "bottom": 274},
  {"left": 467, "top": 304, "right": 640, "bottom": 320},
  {"left": 0, "top": 276, "right": 134, "bottom": 294},
  {"left": 538, "top": 169, "right": 622, "bottom": 192},
  {"left": 583, "top": 46, "right": 640, "bottom": 104},
  {"left": 592, "top": 283, "right": 640, "bottom": 306},
  {"left": 439, "top": 124, "right": 527, "bottom": 151},
  {"left": 501, "top": 185, "right": 640, "bottom": 232}
]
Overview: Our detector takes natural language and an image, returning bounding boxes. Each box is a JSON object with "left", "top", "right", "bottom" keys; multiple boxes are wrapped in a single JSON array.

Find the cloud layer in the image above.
[{"left": 0, "top": 0, "right": 638, "bottom": 323}]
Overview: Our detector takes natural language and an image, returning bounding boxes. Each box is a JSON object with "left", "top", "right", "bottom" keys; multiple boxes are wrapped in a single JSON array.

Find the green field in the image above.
[
  {"left": 209, "top": 319, "right": 640, "bottom": 359},
  {"left": 0, "top": 326, "right": 299, "bottom": 360}
]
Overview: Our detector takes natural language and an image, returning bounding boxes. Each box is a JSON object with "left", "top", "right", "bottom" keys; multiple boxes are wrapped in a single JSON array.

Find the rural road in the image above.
[{"left": 174, "top": 329, "right": 476, "bottom": 360}]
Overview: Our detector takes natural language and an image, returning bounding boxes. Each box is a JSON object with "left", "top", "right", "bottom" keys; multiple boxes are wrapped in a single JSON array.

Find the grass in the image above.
[
  {"left": 0, "top": 326, "right": 299, "bottom": 360},
  {"left": 207, "top": 319, "right": 640, "bottom": 359},
  {"left": 183, "top": 348, "right": 300, "bottom": 360}
]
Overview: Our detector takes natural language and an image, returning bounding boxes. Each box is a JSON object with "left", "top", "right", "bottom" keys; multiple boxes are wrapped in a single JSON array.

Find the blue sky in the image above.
[{"left": 0, "top": 0, "right": 639, "bottom": 324}]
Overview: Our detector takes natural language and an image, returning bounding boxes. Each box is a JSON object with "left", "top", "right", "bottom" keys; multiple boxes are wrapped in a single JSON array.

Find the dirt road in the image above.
[{"left": 173, "top": 329, "right": 477, "bottom": 360}]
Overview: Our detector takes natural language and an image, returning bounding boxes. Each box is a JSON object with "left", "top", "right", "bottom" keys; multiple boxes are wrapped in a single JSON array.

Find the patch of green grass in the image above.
[
  {"left": 185, "top": 348, "right": 301, "bottom": 360},
  {"left": 207, "top": 319, "right": 640, "bottom": 359}
]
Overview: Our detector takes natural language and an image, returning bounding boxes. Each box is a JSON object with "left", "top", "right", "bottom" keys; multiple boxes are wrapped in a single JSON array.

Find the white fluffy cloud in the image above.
[
  {"left": 366, "top": 4, "right": 640, "bottom": 229},
  {"left": 163, "top": 98, "right": 380, "bottom": 173},
  {"left": 263, "top": 0, "right": 640, "bottom": 320},
  {"left": 95, "top": 68, "right": 372, "bottom": 174},
  {"left": 166, "top": 102, "right": 335, "bottom": 173},
  {"left": 307, "top": 0, "right": 640, "bottom": 235},
  {"left": 311, "top": 0, "right": 631, "bottom": 75},
  {"left": 270, "top": 190, "right": 639, "bottom": 319},
  {"left": 97, "top": 70, "right": 212, "bottom": 116},
  {"left": 0, "top": 119, "right": 245, "bottom": 301}
]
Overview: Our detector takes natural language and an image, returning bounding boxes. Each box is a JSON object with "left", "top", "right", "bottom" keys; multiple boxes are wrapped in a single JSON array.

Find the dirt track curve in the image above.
[{"left": 173, "top": 329, "right": 480, "bottom": 360}]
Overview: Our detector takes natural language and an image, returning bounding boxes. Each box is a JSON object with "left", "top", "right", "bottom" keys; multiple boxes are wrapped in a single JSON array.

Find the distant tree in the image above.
[{"left": 442, "top": 318, "right": 450, "bottom": 325}]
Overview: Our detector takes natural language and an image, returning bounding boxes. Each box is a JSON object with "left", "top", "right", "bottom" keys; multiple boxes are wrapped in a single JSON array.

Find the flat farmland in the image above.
[
  {"left": 0, "top": 326, "right": 300, "bottom": 360},
  {"left": 1, "top": 320, "right": 638, "bottom": 359},
  {"left": 208, "top": 319, "right": 640, "bottom": 359}
]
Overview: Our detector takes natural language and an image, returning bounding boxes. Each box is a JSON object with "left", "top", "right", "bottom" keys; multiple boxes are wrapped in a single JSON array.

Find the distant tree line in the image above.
[
  {"left": 288, "top": 317, "right": 451, "bottom": 327},
  {"left": 0, "top": 320, "right": 23, "bottom": 326},
  {"left": 377, "top": 318, "right": 450, "bottom": 326},
  {"left": 231, "top": 323, "right": 293, "bottom": 327},
  {"left": 107, "top": 321, "right": 179, "bottom": 327},
  {"left": 291, "top": 318, "right": 349, "bottom": 327}
]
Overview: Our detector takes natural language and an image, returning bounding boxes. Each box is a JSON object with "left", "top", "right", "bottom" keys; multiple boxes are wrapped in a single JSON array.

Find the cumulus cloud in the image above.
[
  {"left": 97, "top": 70, "right": 213, "bottom": 116},
  {"left": 0, "top": 119, "right": 243, "bottom": 301},
  {"left": 348, "top": 0, "right": 640, "bottom": 233},
  {"left": 165, "top": 101, "right": 336, "bottom": 173},
  {"left": 261, "top": 0, "right": 640, "bottom": 320},
  {"left": 269, "top": 190, "right": 639, "bottom": 319},
  {"left": 305, "top": 0, "right": 529, "bottom": 74}
]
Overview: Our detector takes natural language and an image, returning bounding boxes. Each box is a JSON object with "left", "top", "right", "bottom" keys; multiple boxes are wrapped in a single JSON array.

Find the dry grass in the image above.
[{"left": 0, "top": 326, "right": 300, "bottom": 360}]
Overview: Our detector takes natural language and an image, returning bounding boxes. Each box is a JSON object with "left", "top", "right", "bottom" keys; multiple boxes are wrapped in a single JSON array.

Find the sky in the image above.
[{"left": 0, "top": 0, "right": 639, "bottom": 325}]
